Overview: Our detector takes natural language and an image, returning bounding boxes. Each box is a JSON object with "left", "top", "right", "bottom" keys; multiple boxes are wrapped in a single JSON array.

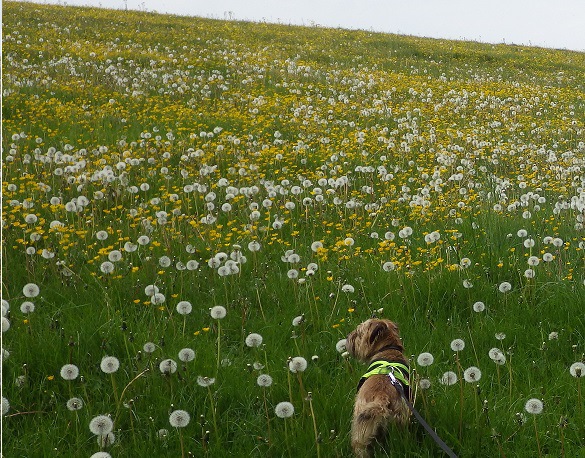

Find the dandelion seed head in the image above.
[
  {"left": 20, "top": 301, "right": 35, "bottom": 314},
  {"left": 22, "top": 283, "right": 40, "bottom": 298},
  {"left": 97, "top": 432, "right": 116, "bottom": 448},
  {"left": 440, "top": 371, "right": 458, "bottom": 386},
  {"left": 1, "top": 397, "right": 10, "bottom": 416},
  {"left": 569, "top": 362, "right": 585, "bottom": 378},
  {"left": 143, "top": 342, "right": 156, "bottom": 353},
  {"left": 245, "top": 333, "right": 263, "bottom": 348},
  {"left": 419, "top": 378, "right": 431, "bottom": 390},
  {"left": 472, "top": 301, "right": 485, "bottom": 312},
  {"left": 66, "top": 397, "right": 84, "bottom": 411},
  {"left": 176, "top": 301, "right": 192, "bottom": 315},
  {"left": 210, "top": 305, "right": 227, "bottom": 319},
  {"left": 335, "top": 339, "right": 347, "bottom": 353},
  {"left": 275, "top": 401, "right": 294, "bottom": 418},
  {"left": 60, "top": 363, "right": 79, "bottom": 380},
  {"left": 169, "top": 409, "right": 191, "bottom": 428},
  {"left": 89, "top": 415, "right": 114, "bottom": 435},
  {"left": 498, "top": 282, "right": 512, "bottom": 293},
  {"left": 450, "top": 339, "right": 465, "bottom": 352},
  {"left": 417, "top": 352, "right": 434, "bottom": 367},
  {"left": 197, "top": 376, "right": 216, "bottom": 387},
  {"left": 257, "top": 374, "right": 273, "bottom": 387},
  {"left": 159, "top": 358, "right": 178, "bottom": 374},
  {"left": 524, "top": 398, "right": 543, "bottom": 414},
  {"left": 463, "top": 366, "right": 482, "bottom": 382},
  {"left": 288, "top": 356, "right": 308, "bottom": 373},
  {"left": 178, "top": 348, "right": 195, "bottom": 362},
  {"left": 100, "top": 356, "right": 120, "bottom": 374}
]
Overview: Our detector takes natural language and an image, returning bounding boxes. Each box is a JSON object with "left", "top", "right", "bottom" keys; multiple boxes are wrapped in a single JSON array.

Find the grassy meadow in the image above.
[{"left": 2, "top": 1, "right": 585, "bottom": 456}]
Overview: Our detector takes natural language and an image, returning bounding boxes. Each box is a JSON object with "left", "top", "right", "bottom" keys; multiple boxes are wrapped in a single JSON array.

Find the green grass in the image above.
[{"left": 2, "top": 1, "right": 585, "bottom": 457}]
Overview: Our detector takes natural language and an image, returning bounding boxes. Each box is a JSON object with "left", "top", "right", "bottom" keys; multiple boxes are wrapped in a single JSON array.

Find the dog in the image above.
[{"left": 346, "top": 319, "right": 410, "bottom": 458}]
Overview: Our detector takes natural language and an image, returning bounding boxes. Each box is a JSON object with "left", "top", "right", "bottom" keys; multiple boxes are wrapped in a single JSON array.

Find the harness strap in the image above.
[{"left": 389, "top": 375, "right": 458, "bottom": 458}]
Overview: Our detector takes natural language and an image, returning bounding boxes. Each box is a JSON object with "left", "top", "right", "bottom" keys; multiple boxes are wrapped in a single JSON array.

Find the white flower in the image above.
[
  {"left": 66, "top": 397, "right": 84, "bottom": 411},
  {"left": 569, "top": 362, "right": 585, "bottom": 378},
  {"left": 60, "top": 364, "right": 79, "bottom": 380},
  {"left": 159, "top": 359, "right": 178, "bottom": 374},
  {"left": 20, "top": 301, "right": 35, "bottom": 314},
  {"left": 498, "top": 282, "right": 512, "bottom": 293},
  {"left": 176, "top": 301, "right": 192, "bottom": 315},
  {"left": 341, "top": 284, "right": 354, "bottom": 293},
  {"left": 292, "top": 315, "right": 305, "bottom": 326},
  {"left": 524, "top": 398, "right": 543, "bottom": 414},
  {"left": 245, "top": 333, "right": 263, "bottom": 348},
  {"left": 450, "top": 339, "right": 465, "bottom": 352},
  {"left": 169, "top": 409, "right": 191, "bottom": 428},
  {"left": 382, "top": 261, "right": 396, "bottom": 272},
  {"left": 416, "top": 352, "right": 434, "bottom": 367},
  {"left": 22, "top": 283, "right": 40, "bottom": 298},
  {"left": 335, "top": 339, "right": 347, "bottom": 353},
  {"left": 210, "top": 305, "right": 227, "bottom": 319},
  {"left": 311, "top": 241, "right": 323, "bottom": 252},
  {"left": 196, "top": 376, "right": 216, "bottom": 387},
  {"left": 100, "top": 356, "right": 120, "bottom": 374},
  {"left": 472, "top": 301, "right": 485, "bottom": 312},
  {"left": 488, "top": 348, "right": 506, "bottom": 365},
  {"left": 288, "top": 356, "right": 308, "bottom": 373},
  {"left": 143, "top": 342, "right": 156, "bottom": 353},
  {"left": 178, "top": 348, "right": 196, "bottom": 362},
  {"left": 97, "top": 432, "right": 116, "bottom": 448},
  {"left": 257, "top": 374, "right": 273, "bottom": 387},
  {"left": 150, "top": 293, "right": 166, "bottom": 305},
  {"left": 1, "top": 397, "right": 10, "bottom": 416},
  {"left": 274, "top": 401, "right": 294, "bottom": 418},
  {"left": 463, "top": 366, "right": 482, "bottom": 382},
  {"left": 440, "top": 371, "right": 458, "bottom": 386},
  {"left": 89, "top": 415, "right": 114, "bottom": 435}
]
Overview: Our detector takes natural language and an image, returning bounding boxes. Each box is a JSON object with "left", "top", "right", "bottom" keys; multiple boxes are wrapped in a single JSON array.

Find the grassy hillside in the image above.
[{"left": 2, "top": 1, "right": 585, "bottom": 457}]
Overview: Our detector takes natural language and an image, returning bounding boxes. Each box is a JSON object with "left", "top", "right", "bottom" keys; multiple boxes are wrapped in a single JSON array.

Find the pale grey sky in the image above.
[{"left": 27, "top": 0, "right": 585, "bottom": 51}]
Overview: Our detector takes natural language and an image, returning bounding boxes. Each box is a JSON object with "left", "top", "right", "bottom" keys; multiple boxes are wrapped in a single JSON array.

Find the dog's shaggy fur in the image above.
[{"left": 346, "top": 319, "right": 410, "bottom": 458}]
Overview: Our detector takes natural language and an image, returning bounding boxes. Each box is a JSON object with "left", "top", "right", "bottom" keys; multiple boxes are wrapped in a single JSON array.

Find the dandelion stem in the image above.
[
  {"left": 207, "top": 385, "right": 220, "bottom": 444},
  {"left": 307, "top": 393, "right": 321, "bottom": 458}
]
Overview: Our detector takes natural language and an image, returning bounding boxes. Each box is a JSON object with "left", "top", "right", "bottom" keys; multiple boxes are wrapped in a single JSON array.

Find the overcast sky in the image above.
[{"left": 28, "top": 0, "right": 585, "bottom": 51}]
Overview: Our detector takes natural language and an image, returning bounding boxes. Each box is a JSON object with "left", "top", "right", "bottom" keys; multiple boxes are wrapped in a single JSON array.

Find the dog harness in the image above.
[{"left": 356, "top": 360, "right": 410, "bottom": 398}]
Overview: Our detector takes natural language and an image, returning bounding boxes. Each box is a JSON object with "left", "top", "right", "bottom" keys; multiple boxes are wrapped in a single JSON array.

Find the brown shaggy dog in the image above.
[{"left": 346, "top": 319, "right": 410, "bottom": 458}]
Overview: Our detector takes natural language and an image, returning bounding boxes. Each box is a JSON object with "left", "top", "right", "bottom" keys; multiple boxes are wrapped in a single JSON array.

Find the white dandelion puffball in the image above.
[
  {"left": 382, "top": 261, "right": 396, "bottom": 272},
  {"left": 257, "top": 374, "right": 273, "bottom": 387},
  {"left": 569, "top": 362, "right": 585, "bottom": 378},
  {"left": 89, "top": 415, "right": 114, "bottom": 435},
  {"left": 275, "top": 401, "right": 295, "bottom": 418},
  {"left": 97, "top": 432, "right": 116, "bottom": 448},
  {"left": 100, "top": 261, "right": 115, "bottom": 274},
  {"left": 150, "top": 293, "right": 166, "bottom": 305},
  {"left": 169, "top": 409, "right": 191, "bottom": 428},
  {"left": 22, "top": 283, "right": 40, "bottom": 298},
  {"left": 60, "top": 364, "right": 79, "bottom": 381},
  {"left": 20, "top": 301, "right": 35, "bottom": 314},
  {"left": 525, "top": 398, "right": 544, "bottom": 415},
  {"left": 311, "top": 241, "right": 323, "bottom": 252},
  {"left": 463, "top": 366, "right": 482, "bottom": 383},
  {"left": 90, "top": 453, "right": 112, "bottom": 458},
  {"left": 450, "top": 339, "right": 465, "bottom": 352},
  {"left": 335, "top": 339, "right": 347, "bottom": 353},
  {"left": 159, "top": 359, "right": 178, "bottom": 374},
  {"left": 176, "top": 301, "right": 192, "bottom": 315},
  {"left": 1, "top": 397, "right": 10, "bottom": 416},
  {"left": 472, "top": 301, "right": 485, "bottom": 312},
  {"left": 417, "top": 352, "right": 434, "bottom": 367},
  {"left": 341, "top": 284, "right": 355, "bottom": 293},
  {"left": 196, "top": 376, "right": 216, "bottom": 387},
  {"left": 419, "top": 379, "right": 431, "bottom": 390},
  {"left": 178, "top": 348, "right": 196, "bottom": 362},
  {"left": 488, "top": 348, "right": 507, "bottom": 365},
  {"left": 245, "top": 333, "right": 263, "bottom": 348},
  {"left": 210, "top": 305, "right": 227, "bottom": 319},
  {"left": 440, "top": 371, "right": 458, "bottom": 386},
  {"left": 100, "top": 356, "right": 120, "bottom": 374},
  {"left": 66, "top": 397, "right": 84, "bottom": 411},
  {"left": 288, "top": 356, "right": 308, "bottom": 373},
  {"left": 292, "top": 315, "right": 305, "bottom": 326},
  {"left": 498, "top": 281, "right": 512, "bottom": 293},
  {"left": 143, "top": 342, "right": 156, "bottom": 353},
  {"left": 144, "top": 284, "right": 159, "bottom": 296},
  {"left": 1, "top": 317, "right": 10, "bottom": 333}
]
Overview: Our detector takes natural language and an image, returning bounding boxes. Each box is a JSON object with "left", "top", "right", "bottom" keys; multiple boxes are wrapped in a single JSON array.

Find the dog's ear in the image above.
[{"left": 369, "top": 322, "right": 388, "bottom": 344}]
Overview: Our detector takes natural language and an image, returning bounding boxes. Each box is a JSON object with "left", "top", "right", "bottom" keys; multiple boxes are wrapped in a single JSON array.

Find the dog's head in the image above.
[{"left": 346, "top": 319, "right": 404, "bottom": 362}]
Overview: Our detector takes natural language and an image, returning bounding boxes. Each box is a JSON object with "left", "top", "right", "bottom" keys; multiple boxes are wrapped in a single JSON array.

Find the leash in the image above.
[{"left": 387, "top": 371, "right": 458, "bottom": 458}]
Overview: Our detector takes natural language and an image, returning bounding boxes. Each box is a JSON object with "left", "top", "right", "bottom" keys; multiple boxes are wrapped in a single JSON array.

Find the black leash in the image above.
[{"left": 389, "top": 373, "right": 458, "bottom": 458}]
